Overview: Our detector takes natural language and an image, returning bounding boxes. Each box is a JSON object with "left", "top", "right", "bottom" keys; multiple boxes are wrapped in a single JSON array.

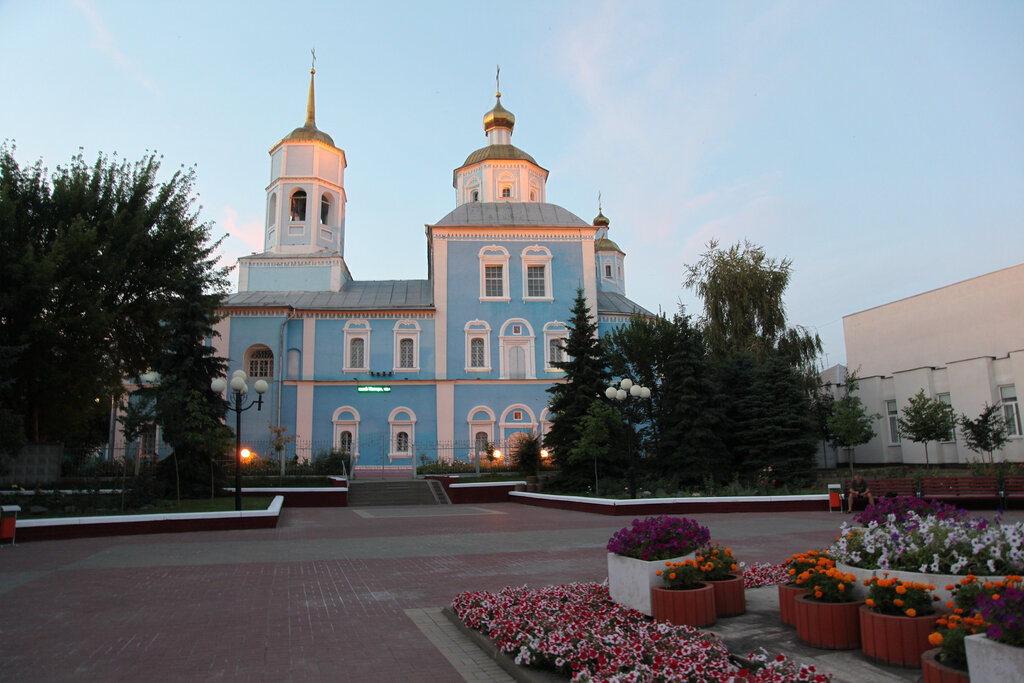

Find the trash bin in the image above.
[
  {"left": 1, "top": 505, "right": 20, "bottom": 545},
  {"left": 827, "top": 484, "right": 842, "bottom": 513}
]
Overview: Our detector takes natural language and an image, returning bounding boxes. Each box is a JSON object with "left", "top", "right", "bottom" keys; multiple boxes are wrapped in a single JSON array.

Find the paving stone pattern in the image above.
[{"left": 3, "top": 504, "right": 1017, "bottom": 681}]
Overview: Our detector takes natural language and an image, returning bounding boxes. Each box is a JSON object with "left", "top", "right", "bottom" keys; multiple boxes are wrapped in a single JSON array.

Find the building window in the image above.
[
  {"left": 320, "top": 193, "right": 331, "bottom": 224},
  {"left": 937, "top": 393, "right": 955, "bottom": 442},
  {"left": 388, "top": 407, "right": 416, "bottom": 460},
  {"left": 475, "top": 431, "right": 488, "bottom": 455},
  {"left": 605, "top": 263, "right": 612, "bottom": 278},
  {"left": 464, "top": 320, "right": 491, "bottom": 372},
  {"left": 245, "top": 345, "right": 274, "bottom": 378},
  {"left": 1001, "top": 385, "right": 1022, "bottom": 437},
  {"left": 349, "top": 338, "right": 365, "bottom": 369},
  {"left": 268, "top": 193, "right": 277, "bottom": 227},
  {"left": 527, "top": 266, "right": 545, "bottom": 297},
  {"left": 521, "top": 245, "right": 553, "bottom": 301},
  {"left": 543, "top": 321, "right": 569, "bottom": 372},
  {"left": 471, "top": 190, "right": 479, "bottom": 202},
  {"left": 332, "top": 406, "right": 360, "bottom": 463},
  {"left": 286, "top": 349, "right": 301, "bottom": 380},
  {"left": 399, "top": 339, "right": 414, "bottom": 368},
  {"left": 485, "top": 266, "right": 503, "bottom": 297},
  {"left": 392, "top": 319, "right": 420, "bottom": 373},
  {"left": 289, "top": 189, "right": 307, "bottom": 222},
  {"left": 501, "top": 187, "right": 511, "bottom": 198},
  {"left": 530, "top": 190, "right": 536, "bottom": 201},
  {"left": 886, "top": 399, "right": 901, "bottom": 444},
  {"left": 468, "top": 406, "right": 495, "bottom": 461},
  {"left": 344, "top": 320, "right": 371, "bottom": 372},
  {"left": 470, "top": 338, "right": 485, "bottom": 367},
  {"left": 479, "top": 246, "right": 510, "bottom": 301}
]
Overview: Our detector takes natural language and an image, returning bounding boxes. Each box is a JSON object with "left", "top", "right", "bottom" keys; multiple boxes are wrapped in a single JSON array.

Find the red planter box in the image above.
[
  {"left": 921, "top": 648, "right": 970, "bottom": 683},
  {"left": 860, "top": 605, "right": 941, "bottom": 668},
  {"left": 708, "top": 574, "right": 746, "bottom": 617},
  {"left": 794, "top": 594, "right": 863, "bottom": 649},
  {"left": 650, "top": 584, "right": 716, "bottom": 627},
  {"left": 778, "top": 583, "right": 804, "bottom": 627}
]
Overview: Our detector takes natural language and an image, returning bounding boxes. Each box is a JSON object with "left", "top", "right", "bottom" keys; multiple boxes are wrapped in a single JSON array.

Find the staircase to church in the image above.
[{"left": 346, "top": 479, "right": 450, "bottom": 506}]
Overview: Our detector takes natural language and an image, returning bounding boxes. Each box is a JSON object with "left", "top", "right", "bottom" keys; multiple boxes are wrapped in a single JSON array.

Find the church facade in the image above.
[{"left": 210, "top": 70, "right": 649, "bottom": 474}]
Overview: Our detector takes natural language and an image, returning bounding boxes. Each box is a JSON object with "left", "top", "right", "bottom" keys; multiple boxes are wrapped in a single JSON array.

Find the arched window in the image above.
[
  {"left": 399, "top": 338, "right": 414, "bottom": 368},
  {"left": 471, "top": 190, "right": 479, "bottom": 202},
  {"left": 268, "top": 193, "right": 277, "bottom": 227},
  {"left": 339, "top": 430, "right": 353, "bottom": 452},
  {"left": 332, "top": 406, "right": 360, "bottom": 464},
  {"left": 320, "top": 193, "right": 331, "bottom": 224},
  {"left": 349, "top": 338, "right": 365, "bottom": 370},
  {"left": 245, "top": 345, "right": 274, "bottom": 378},
  {"left": 388, "top": 407, "right": 416, "bottom": 460},
  {"left": 290, "top": 190, "right": 307, "bottom": 221},
  {"left": 470, "top": 338, "right": 485, "bottom": 368}
]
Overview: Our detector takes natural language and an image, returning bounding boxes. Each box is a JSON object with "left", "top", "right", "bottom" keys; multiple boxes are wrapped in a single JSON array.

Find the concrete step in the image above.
[{"left": 347, "top": 479, "right": 449, "bottom": 506}]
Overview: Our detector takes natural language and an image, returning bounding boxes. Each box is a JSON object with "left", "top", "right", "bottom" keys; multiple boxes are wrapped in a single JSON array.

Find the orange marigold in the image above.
[
  {"left": 928, "top": 632, "right": 943, "bottom": 647},
  {"left": 906, "top": 608, "right": 917, "bottom": 617}
]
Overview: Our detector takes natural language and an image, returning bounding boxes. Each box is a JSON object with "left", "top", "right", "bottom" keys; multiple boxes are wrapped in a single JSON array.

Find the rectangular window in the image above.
[
  {"left": 485, "top": 265, "right": 503, "bottom": 297},
  {"left": 399, "top": 338, "right": 415, "bottom": 368},
  {"left": 470, "top": 338, "right": 485, "bottom": 367},
  {"left": 1001, "top": 385, "right": 1022, "bottom": 437},
  {"left": 350, "top": 338, "right": 365, "bottom": 369},
  {"left": 886, "top": 400, "right": 901, "bottom": 444},
  {"left": 605, "top": 264, "right": 612, "bottom": 278},
  {"left": 527, "top": 265, "right": 546, "bottom": 297},
  {"left": 937, "top": 393, "right": 955, "bottom": 441}
]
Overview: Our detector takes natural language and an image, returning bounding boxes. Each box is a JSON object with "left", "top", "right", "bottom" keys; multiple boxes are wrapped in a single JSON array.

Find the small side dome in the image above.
[
  {"left": 483, "top": 96, "right": 515, "bottom": 133},
  {"left": 593, "top": 210, "right": 610, "bottom": 227},
  {"left": 284, "top": 124, "right": 335, "bottom": 147}
]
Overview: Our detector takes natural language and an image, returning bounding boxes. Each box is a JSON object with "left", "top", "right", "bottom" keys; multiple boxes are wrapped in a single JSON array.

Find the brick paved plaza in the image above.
[{"left": 2, "top": 504, "right": 1018, "bottom": 682}]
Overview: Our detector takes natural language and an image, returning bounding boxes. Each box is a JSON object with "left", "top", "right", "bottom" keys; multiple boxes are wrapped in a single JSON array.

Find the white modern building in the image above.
[{"left": 837, "top": 262, "right": 1024, "bottom": 465}]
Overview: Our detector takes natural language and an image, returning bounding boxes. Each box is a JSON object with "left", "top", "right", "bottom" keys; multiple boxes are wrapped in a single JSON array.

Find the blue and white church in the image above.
[{"left": 212, "top": 68, "right": 651, "bottom": 474}]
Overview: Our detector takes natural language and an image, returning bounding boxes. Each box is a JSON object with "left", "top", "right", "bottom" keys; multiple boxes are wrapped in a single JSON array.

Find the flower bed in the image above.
[
  {"left": 742, "top": 563, "right": 791, "bottom": 589},
  {"left": 451, "top": 582, "right": 831, "bottom": 682}
]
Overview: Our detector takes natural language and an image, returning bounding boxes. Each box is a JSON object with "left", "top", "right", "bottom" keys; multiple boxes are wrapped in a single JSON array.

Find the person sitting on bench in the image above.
[{"left": 847, "top": 474, "right": 874, "bottom": 512}]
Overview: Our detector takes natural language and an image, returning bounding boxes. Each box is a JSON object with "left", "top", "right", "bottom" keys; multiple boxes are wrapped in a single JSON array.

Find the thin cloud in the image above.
[
  {"left": 221, "top": 206, "right": 264, "bottom": 251},
  {"left": 72, "top": 0, "right": 159, "bottom": 94}
]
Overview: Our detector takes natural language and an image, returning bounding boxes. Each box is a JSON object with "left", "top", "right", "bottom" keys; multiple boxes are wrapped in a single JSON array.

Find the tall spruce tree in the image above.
[{"left": 545, "top": 289, "right": 608, "bottom": 488}]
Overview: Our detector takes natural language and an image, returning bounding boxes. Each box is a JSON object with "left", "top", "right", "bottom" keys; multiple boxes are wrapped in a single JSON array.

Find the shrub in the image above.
[
  {"left": 605, "top": 515, "right": 710, "bottom": 561},
  {"left": 854, "top": 495, "right": 965, "bottom": 526},
  {"left": 863, "top": 574, "right": 939, "bottom": 616},
  {"left": 796, "top": 567, "right": 858, "bottom": 603}
]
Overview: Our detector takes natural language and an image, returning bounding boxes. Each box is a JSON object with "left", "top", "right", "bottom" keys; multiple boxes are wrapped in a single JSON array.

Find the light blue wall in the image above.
[
  {"left": 247, "top": 265, "right": 333, "bottom": 292},
  {"left": 313, "top": 316, "right": 435, "bottom": 380}
]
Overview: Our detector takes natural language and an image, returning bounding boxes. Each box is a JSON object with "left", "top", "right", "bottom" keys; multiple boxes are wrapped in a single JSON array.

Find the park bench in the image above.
[
  {"left": 1001, "top": 475, "right": 1024, "bottom": 508},
  {"left": 919, "top": 476, "right": 999, "bottom": 505},
  {"left": 840, "top": 478, "right": 917, "bottom": 510}
]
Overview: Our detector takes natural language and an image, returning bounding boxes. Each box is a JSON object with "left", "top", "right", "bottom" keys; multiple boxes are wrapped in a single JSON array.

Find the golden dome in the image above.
[
  {"left": 483, "top": 95, "right": 515, "bottom": 133},
  {"left": 593, "top": 210, "right": 610, "bottom": 227}
]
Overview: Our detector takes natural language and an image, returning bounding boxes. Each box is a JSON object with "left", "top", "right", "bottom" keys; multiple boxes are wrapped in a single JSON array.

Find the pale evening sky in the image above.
[{"left": 1, "top": 0, "right": 1022, "bottom": 369}]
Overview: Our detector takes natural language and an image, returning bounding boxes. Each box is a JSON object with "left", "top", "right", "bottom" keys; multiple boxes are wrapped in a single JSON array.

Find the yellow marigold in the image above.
[
  {"left": 906, "top": 608, "right": 917, "bottom": 617},
  {"left": 928, "top": 632, "right": 943, "bottom": 647}
]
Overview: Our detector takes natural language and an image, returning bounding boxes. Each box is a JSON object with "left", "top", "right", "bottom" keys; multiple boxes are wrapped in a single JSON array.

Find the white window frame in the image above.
[
  {"left": 465, "top": 178, "right": 480, "bottom": 204},
  {"left": 268, "top": 192, "right": 277, "bottom": 227},
  {"left": 464, "top": 320, "right": 492, "bottom": 372},
  {"left": 332, "top": 406, "right": 360, "bottom": 464},
  {"left": 392, "top": 319, "right": 421, "bottom": 373},
  {"left": 320, "top": 192, "right": 332, "bottom": 225},
  {"left": 343, "top": 320, "right": 371, "bottom": 372},
  {"left": 467, "top": 406, "right": 496, "bottom": 461},
  {"left": 286, "top": 348, "right": 301, "bottom": 380},
  {"left": 388, "top": 407, "right": 416, "bottom": 460},
  {"left": 498, "top": 404, "right": 536, "bottom": 444},
  {"left": 479, "top": 246, "right": 510, "bottom": 301},
  {"left": 886, "top": 399, "right": 901, "bottom": 445},
  {"left": 521, "top": 246, "right": 553, "bottom": 302},
  {"left": 498, "top": 319, "right": 535, "bottom": 380},
  {"left": 245, "top": 344, "right": 274, "bottom": 379},
  {"left": 543, "top": 321, "right": 569, "bottom": 372},
  {"left": 289, "top": 189, "right": 307, "bottom": 222},
  {"left": 1000, "top": 385, "right": 1022, "bottom": 437},
  {"left": 497, "top": 172, "right": 516, "bottom": 200}
]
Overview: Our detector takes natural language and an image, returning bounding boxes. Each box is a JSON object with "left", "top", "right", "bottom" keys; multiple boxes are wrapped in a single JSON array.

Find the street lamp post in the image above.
[
  {"left": 606, "top": 378, "right": 651, "bottom": 499},
  {"left": 211, "top": 370, "right": 268, "bottom": 511}
]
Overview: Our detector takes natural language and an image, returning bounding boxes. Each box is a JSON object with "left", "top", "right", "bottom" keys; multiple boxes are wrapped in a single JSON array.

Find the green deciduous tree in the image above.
[
  {"left": 0, "top": 143, "right": 227, "bottom": 447},
  {"left": 683, "top": 239, "right": 821, "bottom": 366},
  {"left": 897, "top": 389, "right": 956, "bottom": 467},
  {"left": 565, "top": 399, "right": 629, "bottom": 495},
  {"left": 959, "top": 403, "right": 1008, "bottom": 464},
  {"left": 545, "top": 289, "right": 609, "bottom": 489},
  {"left": 827, "top": 374, "right": 879, "bottom": 473}
]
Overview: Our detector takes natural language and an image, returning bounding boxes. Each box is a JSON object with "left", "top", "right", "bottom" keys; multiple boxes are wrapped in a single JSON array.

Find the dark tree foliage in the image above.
[
  {"left": 897, "top": 389, "right": 957, "bottom": 467},
  {"left": 715, "top": 352, "right": 817, "bottom": 487},
  {"left": 604, "top": 314, "right": 725, "bottom": 487},
  {"left": 545, "top": 289, "right": 608, "bottom": 489},
  {"left": 959, "top": 403, "right": 1008, "bottom": 464},
  {"left": 0, "top": 143, "right": 225, "bottom": 447}
]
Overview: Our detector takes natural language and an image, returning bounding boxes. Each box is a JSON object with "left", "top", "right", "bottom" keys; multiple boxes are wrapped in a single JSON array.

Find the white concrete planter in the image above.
[
  {"left": 607, "top": 551, "right": 694, "bottom": 616},
  {"left": 966, "top": 633, "right": 1024, "bottom": 683},
  {"left": 836, "top": 562, "right": 1003, "bottom": 604}
]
